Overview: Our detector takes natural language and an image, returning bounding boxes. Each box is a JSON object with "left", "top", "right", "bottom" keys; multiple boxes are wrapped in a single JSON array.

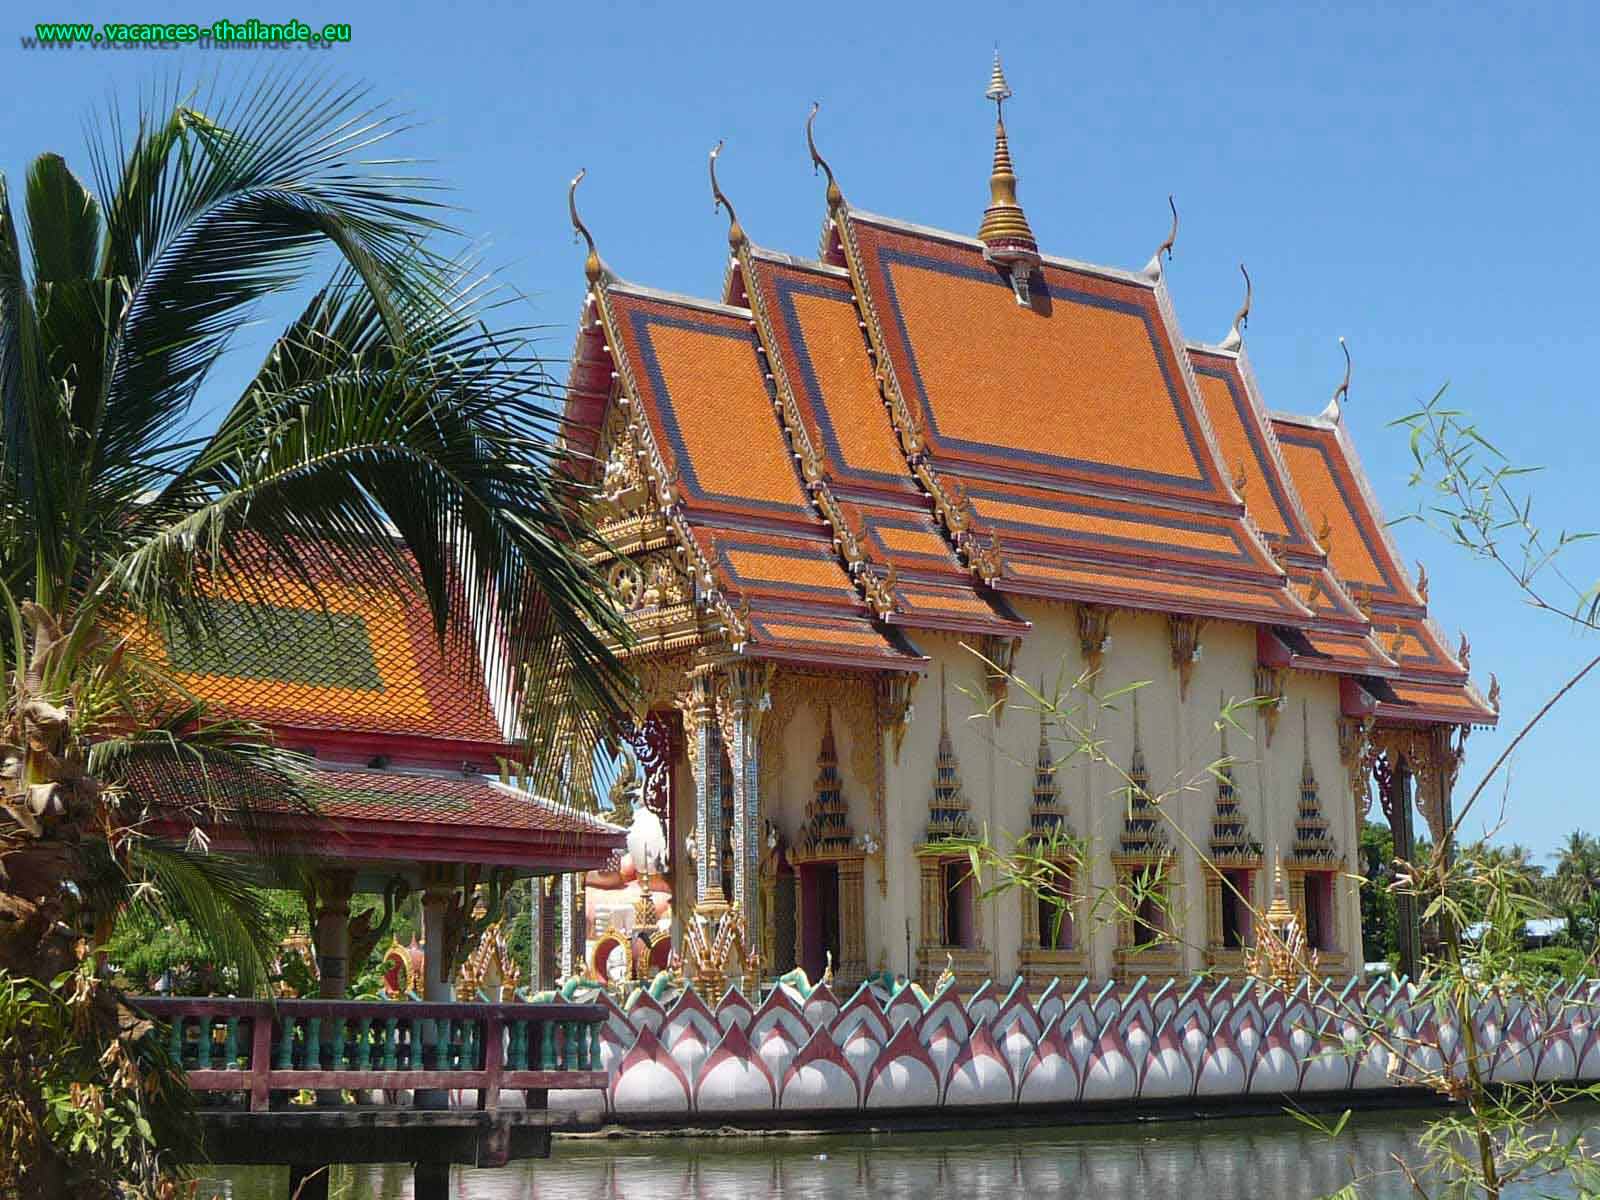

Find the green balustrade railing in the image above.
[{"left": 133, "top": 998, "right": 608, "bottom": 1113}]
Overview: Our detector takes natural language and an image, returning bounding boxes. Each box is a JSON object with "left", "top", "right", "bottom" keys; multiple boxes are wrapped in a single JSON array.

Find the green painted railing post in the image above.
[
  {"left": 382, "top": 1018, "right": 399, "bottom": 1070},
  {"left": 223, "top": 1017, "right": 239, "bottom": 1067},
  {"left": 540, "top": 1021, "right": 556, "bottom": 1070},
  {"left": 195, "top": 1016, "right": 213, "bottom": 1069},
  {"left": 167, "top": 1016, "right": 184, "bottom": 1065},
  {"left": 305, "top": 1018, "right": 321, "bottom": 1070},
  {"left": 354, "top": 1019, "right": 371, "bottom": 1069},
  {"left": 509, "top": 1021, "right": 527, "bottom": 1070},
  {"left": 589, "top": 1022, "right": 602, "bottom": 1069},
  {"left": 461, "top": 1021, "right": 477, "bottom": 1071},
  {"left": 562, "top": 1021, "right": 578, "bottom": 1070},
  {"left": 274, "top": 1018, "right": 294, "bottom": 1070}
]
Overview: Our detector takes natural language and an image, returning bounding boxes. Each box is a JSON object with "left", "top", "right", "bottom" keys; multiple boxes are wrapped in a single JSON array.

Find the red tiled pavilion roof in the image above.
[
  {"left": 131, "top": 543, "right": 507, "bottom": 753},
  {"left": 142, "top": 768, "right": 626, "bottom": 872}
]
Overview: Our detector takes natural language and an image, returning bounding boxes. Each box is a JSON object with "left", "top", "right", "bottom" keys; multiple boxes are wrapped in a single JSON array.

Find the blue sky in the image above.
[{"left": 7, "top": 1, "right": 1598, "bottom": 860}]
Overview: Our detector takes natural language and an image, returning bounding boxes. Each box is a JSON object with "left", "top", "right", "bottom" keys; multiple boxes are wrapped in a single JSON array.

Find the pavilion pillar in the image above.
[
  {"left": 1387, "top": 760, "right": 1421, "bottom": 981},
  {"left": 312, "top": 869, "right": 356, "bottom": 1108},
  {"left": 727, "top": 662, "right": 771, "bottom": 976},
  {"left": 688, "top": 666, "right": 724, "bottom": 908},
  {"left": 417, "top": 867, "right": 455, "bottom": 1111},
  {"left": 313, "top": 870, "right": 357, "bottom": 1000},
  {"left": 560, "top": 872, "right": 583, "bottom": 977}
]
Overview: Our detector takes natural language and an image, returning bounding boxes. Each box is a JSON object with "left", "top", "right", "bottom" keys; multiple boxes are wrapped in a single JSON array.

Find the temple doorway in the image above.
[{"left": 798, "top": 862, "right": 841, "bottom": 981}]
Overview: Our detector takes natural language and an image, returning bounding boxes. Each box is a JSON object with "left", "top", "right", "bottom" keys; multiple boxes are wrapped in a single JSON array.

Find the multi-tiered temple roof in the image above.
[{"left": 562, "top": 57, "right": 1496, "bottom": 730}]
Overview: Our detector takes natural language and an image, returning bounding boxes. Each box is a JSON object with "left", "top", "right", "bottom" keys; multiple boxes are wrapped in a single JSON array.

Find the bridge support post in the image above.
[{"left": 414, "top": 1162, "right": 450, "bottom": 1200}]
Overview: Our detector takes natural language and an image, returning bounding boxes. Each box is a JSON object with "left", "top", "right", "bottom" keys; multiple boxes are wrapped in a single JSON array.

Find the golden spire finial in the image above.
[
  {"left": 977, "top": 50, "right": 1039, "bottom": 279},
  {"left": 708, "top": 140, "right": 747, "bottom": 252},
  {"left": 568, "top": 168, "right": 605, "bottom": 286},
  {"left": 986, "top": 49, "right": 1013, "bottom": 107},
  {"left": 807, "top": 102, "right": 843, "bottom": 209}
]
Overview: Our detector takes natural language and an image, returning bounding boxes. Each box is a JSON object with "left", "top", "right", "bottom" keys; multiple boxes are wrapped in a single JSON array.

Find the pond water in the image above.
[{"left": 203, "top": 1108, "right": 1600, "bottom": 1199}]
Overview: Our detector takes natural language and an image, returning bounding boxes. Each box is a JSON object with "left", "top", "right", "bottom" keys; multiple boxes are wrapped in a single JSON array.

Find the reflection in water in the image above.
[{"left": 206, "top": 1109, "right": 1597, "bottom": 1199}]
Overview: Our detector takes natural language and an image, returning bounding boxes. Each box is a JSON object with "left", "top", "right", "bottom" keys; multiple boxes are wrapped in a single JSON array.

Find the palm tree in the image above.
[
  {"left": 1552, "top": 830, "right": 1600, "bottom": 905},
  {"left": 0, "top": 76, "right": 633, "bottom": 986}
]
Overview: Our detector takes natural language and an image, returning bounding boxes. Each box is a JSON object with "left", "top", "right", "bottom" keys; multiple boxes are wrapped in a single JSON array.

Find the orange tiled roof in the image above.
[
  {"left": 1187, "top": 344, "right": 1393, "bottom": 677},
  {"left": 131, "top": 543, "right": 505, "bottom": 747},
  {"left": 593, "top": 284, "right": 927, "bottom": 671},
  {"left": 833, "top": 210, "right": 1308, "bottom": 625},
  {"left": 741, "top": 251, "right": 1026, "bottom": 638},
  {"left": 557, "top": 120, "right": 1493, "bottom": 726}
]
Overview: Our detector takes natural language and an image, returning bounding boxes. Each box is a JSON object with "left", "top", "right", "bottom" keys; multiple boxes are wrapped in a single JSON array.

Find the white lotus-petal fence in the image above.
[{"left": 535, "top": 974, "right": 1600, "bottom": 1122}]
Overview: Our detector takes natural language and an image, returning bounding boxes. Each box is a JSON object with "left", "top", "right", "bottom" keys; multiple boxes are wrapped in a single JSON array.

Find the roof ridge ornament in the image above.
[
  {"left": 709, "top": 140, "right": 748, "bottom": 253},
  {"left": 1142, "top": 195, "right": 1179, "bottom": 281},
  {"left": 976, "top": 50, "right": 1040, "bottom": 305},
  {"left": 1320, "top": 337, "right": 1351, "bottom": 422},
  {"left": 1220, "top": 263, "right": 1252, "bottom": 351},
  {"left": 568, "top": 168, "right": 608, "bottom": 286},
  {"left": 806, "top": 102, "right": 843, "bottom": 209}
]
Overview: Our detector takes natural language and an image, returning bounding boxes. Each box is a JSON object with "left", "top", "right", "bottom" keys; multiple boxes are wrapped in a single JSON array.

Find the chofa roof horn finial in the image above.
[
  {"left": 1321, "top": 337, "right": 1351, "bottom": 421},
  {"left": 1222, "top": 263, "right": 1252, "bottom": 350},
  {"left": 568, "top": 168, "right": 605, "bottom": 286},
  {"left": 1143, "top": 195, "right": 1178, "bottom": 281},
  {"left": 709, "top": 140, "right": 747, "bottom": 252},
  {"left": 807, "top": 102, "right": 843, "bottom": 209}
]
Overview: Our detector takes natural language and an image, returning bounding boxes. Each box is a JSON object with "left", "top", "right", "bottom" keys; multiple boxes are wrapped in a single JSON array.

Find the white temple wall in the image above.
[{"left": 757, "top": 607, "right": 1364, "bottom": 983}]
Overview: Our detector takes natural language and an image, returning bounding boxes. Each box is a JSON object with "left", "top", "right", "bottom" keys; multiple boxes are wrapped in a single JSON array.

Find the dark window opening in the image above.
[
  {"left": 943, "top": 860, "right": 975, "bottom": 948},
  {"left": 1221, "top": 870, "right": 1253, "bottom": 949},
  {"left": 1133, "top": 893, "right": 1166, "bottom": 949},
  {"left": 1305, "top": 872, "right": 1335, "bottom": 952},
  {"left": 1037, "top": 884, "right": 1073, "bottom": 950}
]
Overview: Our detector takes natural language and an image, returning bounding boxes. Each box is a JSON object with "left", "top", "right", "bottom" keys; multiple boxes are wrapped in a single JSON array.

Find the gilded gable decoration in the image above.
[
  {"left": 1167, "top": 614, "right": 1204, "bottom": 701},
  {"left": 1115, "top": 691, "right": 1168, "bottom": 861},
  {"left": 1028, "top": 694, "right": 1067, "bottom": 840},
  {"left": 978, "top": 633, "right": 1022, "bottom": 717},
  {"left": 1288, "top": 702, "right": 1340, "bottom": 867},
  {"left": 1077, "top": 604, "right": 1113, "bottom": 682},
  {"left": 925, "top": 667, "right": 973, "bottom": 843},
  {"left": 1110, "top": 691, "right": 1180, "bottom": 980},
  {"left": 794, "top": 707, "right": 855, "bottom": 859},
  {"left": 1254, "top": 664, "right": 1285, "bottom": 746},
  {"left": 1210, "top": 695, "right": 1262, "bottom": 868},
  {"left": 1019, "top": 693, "right": 1086, "bottom": 983},
  {"left": 875, "top": 672, "right": 918, "bottom": 765},
  {"left": 1338, "top": 715, "right": 1373, "bottom": 822}
]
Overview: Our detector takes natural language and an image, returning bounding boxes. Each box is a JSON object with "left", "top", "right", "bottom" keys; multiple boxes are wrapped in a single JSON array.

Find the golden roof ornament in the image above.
[
  {"left": 708, "top": 140, "right": 748, "bottom": 252},
  {"left": 807, "top": 102, "right": 843, "bottom": 209},
  {"left": 1142, "top": 195, "right": 1179, "bottom": 281},
  {"left": 568, "top": 168, "right": 608, "bottom": 286},
  {"left": 1220, "top": 263, "right": 1251, "bottom": 351},
  {"left": 1320, "top": 337, "right": 1351, "bottom": 422},
  {"left": 1415, "top": 560, "right": 1430, "bottom": 602},
  {"left": 976, "top": 51, "right": 1040, "bottom": 299}
]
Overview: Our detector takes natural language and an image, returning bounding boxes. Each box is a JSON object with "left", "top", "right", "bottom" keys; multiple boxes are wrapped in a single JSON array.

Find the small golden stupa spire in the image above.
[{"left": 977, "top": 51, "right": 1040, "bottom": 287}]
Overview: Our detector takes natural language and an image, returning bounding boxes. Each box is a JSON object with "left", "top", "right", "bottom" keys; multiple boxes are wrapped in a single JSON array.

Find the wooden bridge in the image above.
[{"left": 134, "top": 996, "right": 609, "bottom": 1200}]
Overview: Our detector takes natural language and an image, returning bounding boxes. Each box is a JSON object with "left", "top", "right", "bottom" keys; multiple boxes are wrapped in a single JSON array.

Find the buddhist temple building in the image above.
[{"left": 566, "top": 56, "right": 1495, "bottom": 990}]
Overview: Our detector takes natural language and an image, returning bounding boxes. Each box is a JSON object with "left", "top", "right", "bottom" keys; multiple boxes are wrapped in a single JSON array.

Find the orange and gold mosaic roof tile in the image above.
[
  {"left": 846, "top": 215, "right": 1230, "bottom": 502},
  {"left": 1189, "top": 348, "right": 1319, "bottom": 553},
  {"left": 132, "top": 549, "right": 502, "bottom": 745}
]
